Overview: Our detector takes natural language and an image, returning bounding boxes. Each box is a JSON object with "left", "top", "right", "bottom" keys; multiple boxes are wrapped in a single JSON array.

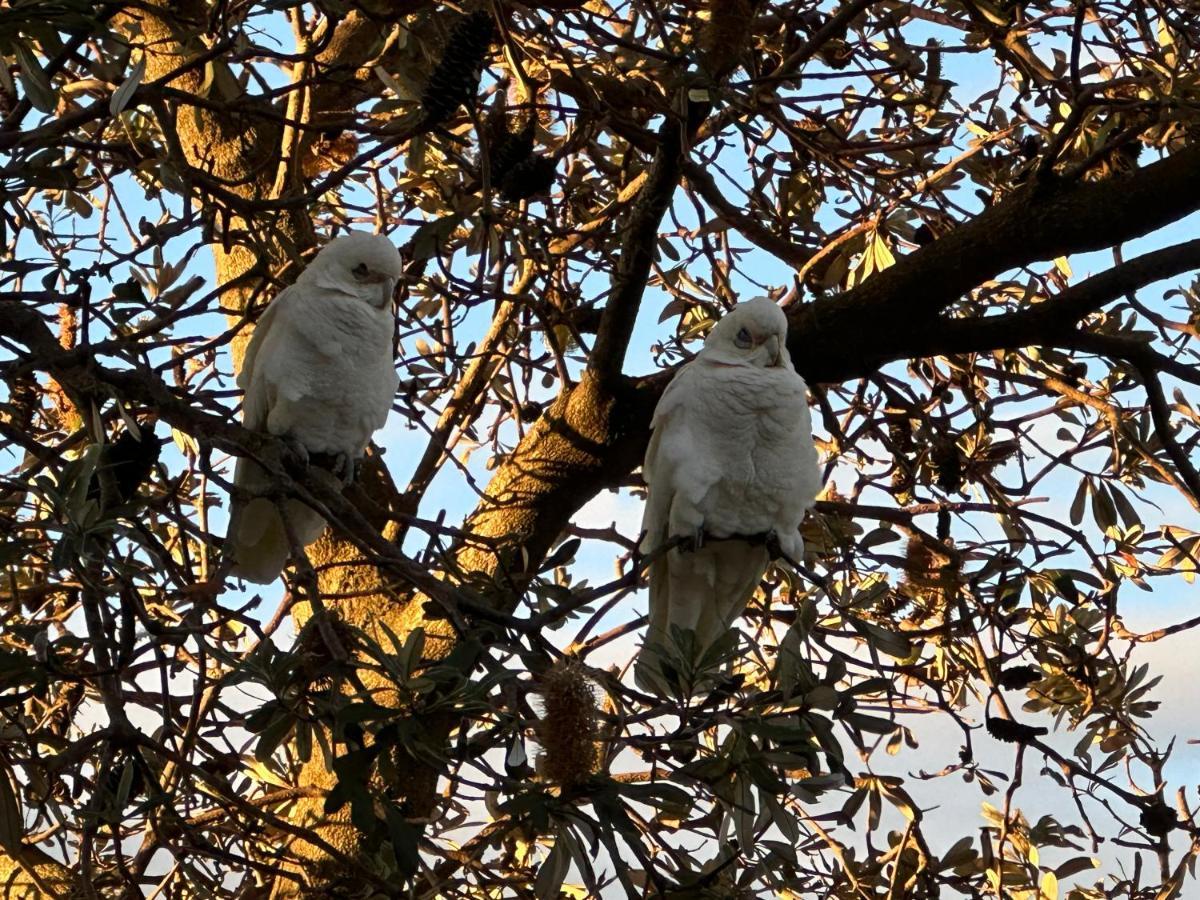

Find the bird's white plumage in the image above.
[
  {"left": 228, "top": 232, "right": 404, "bottom": 584},
  {"left": 635, "top": 297, "right": 822, "bottom": 694}
]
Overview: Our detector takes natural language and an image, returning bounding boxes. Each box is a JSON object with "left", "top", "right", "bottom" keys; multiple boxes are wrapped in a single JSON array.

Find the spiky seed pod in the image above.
[
  {"left": 536, "top": 659, "right": 598, "bottom": 788},
  {"left": 301, "top": 129, "right": 359, "bottom": 179},
  {"left": 1140, "top": 800, "right": 1179, "bottom": 837},
  {"left": 0, "top": 68, "right": 15, "bottom": 116},
  {"left": 930, "top": 436, "right": 963, "bottom": 492},
  {"left": 818, "top": 39, "right": 854, "bottom": 70},
  {"left": 997, "top": 665, "right": 1044, "bottom": 691},
  {"left": 1084, "top": 140, "right": 1143, "bottom": 182},
  {"left": 87, "top": 428, "right": 161, "bottom": 508},
  {"left": 697, "top": 0, "right": 760, "bottom": 79},
  {"left": 985, "top": 716, "right": 1048, "bottom": 744},
  {"left": 499, "top": 154, "right": 556, "bottom": 201},
  {"left": 891, "top": 465, "right": 914, "bottom": 504},
  {"left": 488, "top": 121, "right": 535, "bottom": 185},
  {"left": 887, "top": 416, "right": 916, "bottom": 453},
  {"left": 420, "top": 11, "right": 495, "bottom": 126},
  {"left": 900, "top": 536, "right": 961, "bottom": 622},
  {"left": 923, "top": 39, "right": 942, "bottom": 97}
]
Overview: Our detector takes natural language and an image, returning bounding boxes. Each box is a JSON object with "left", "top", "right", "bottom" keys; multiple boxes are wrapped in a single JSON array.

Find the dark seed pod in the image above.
[
  {"left": 997, "top": 665, "right": 1043, "bottom": 691},
  {"left": 922, "top": 40, "right": 944, "bottom": 106},
  {"left": 0, "top": 69, "right": 15, "bottom": 116},
  {"left": 930, "top": 436, "right": 963, "bottom": 492},
  {"left": 420, "top": 12, "right": 495, "bottom": 126},
  {"left": 1020, "top": 134, "right": 1040, "bottom": 160},
  {"left": 499, "top": 155, "right": 557, "bottom": 201},
  {"left": 1140, "top": 800, "right": 1179, "bottom": 837},
  {"left": 697, "top": 0, "right": 759, "bottom": 79},
  {"left": 489, "top": 121, "right": 535, "bottom": 184},
  {"left": 985, "top": 716, "right": 1048, "bottom": 744},
  {"left": 87, "top": 428, "right": 161, "bottom": 508},
  {"left": 913, "top": 223, "right": 935, "bottom": 246}
]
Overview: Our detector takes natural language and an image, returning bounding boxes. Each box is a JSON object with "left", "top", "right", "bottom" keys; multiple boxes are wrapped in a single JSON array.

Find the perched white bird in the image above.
[
  {"left": 635, "top": 297, "right": 822, "bottom": 694},
  {"left": 227, "top": 232, "right": 404, "bottom": 584}
]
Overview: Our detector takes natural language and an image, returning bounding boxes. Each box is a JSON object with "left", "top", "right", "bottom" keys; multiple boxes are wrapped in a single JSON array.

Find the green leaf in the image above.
[
  {"left": 254, "top": 711, "right": 295, "bottom": 761},
  {"left": 1054, "top": 855, "right": 1098, "bottom": 878},
  {"left": 385, "top": 805, "right": 421, "bottom": 876},
  {"left": 411, "top": 213, "right": 464, "bottom": 262},
  {"left": 845, "top": 711, "right": 896, "bottom": 735},
  {"left": 109, "top": 54, "right": 145, "bottom": 115},
  {"left": 535, "top": 836, "right": 570, "bottom": 900},
  {"left": 1069, "top": 478, "right": 1088, "bottom": 526},
  {"left": 14, "top": 42, "right": 55, "bottom": 112},
  {"left": 541, "top": 537, "right": 581, "bottom": 572},
  {"left": 846, "top": 615, "right": 913, "bottom": 658},
  {"left": 0, "top": 766, "right": 23, "bottom": 851}
]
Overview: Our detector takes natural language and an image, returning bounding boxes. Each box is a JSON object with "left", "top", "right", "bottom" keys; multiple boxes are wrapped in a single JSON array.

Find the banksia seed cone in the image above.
[
  {"left": 1140, "top": 800, "right": 1178, "bottom": 837},
  {"left": 901, "top": 536, "right": 961, "bottom": 622},
  {"left": 697, "top": 0, "right": 759, "bottom": 79},
  {"left": 929, "top": 436, "right": 963, "bottom": 492},
  {"left": 301, "top": 130, "right": 359, "bottom": 178},
  {"left": 87, "top": 428, "right": 161, "bottom": 508},
  {"left": 985, "top": 716, "right": 1048, "bottom": 744},
  {"left": 536, "top": 659, "right": 598, "bottom": 788},
  {"left": 489, "top": 121, "right": 535, "bottom": 184},
  {"left": 997, "top": 665, "right": 1044, "bottom": 691},
  {"left": 499, "top": 154, "right": 556, "bottom": 201},
  {"left": 420, "top": 12, "right": 495, "bottom": 126}
]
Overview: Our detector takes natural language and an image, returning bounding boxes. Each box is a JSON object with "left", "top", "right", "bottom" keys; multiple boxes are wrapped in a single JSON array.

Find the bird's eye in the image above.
[
  {"left": 734, "top": 326, "right": 753, "bottom": 349},
  {"left": 352, "top": 262, "right": 369, "bottom": 279}
]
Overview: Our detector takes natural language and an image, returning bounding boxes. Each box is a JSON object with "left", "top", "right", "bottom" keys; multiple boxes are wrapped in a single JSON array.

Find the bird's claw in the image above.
[
  {"left": 331, "top": 452, "right": 356, "bottom": 485},
  {"left": 676, "top": 527, "right": 705, "bottom": 553},
  {"left": 340, "top": 455, "right": 363, "bottom": 486},
  {"left": 764, "top": 529, "right": 783, "bottom": 560},
  {"left": 281, "top": 435, "right": 310, "bottom": 472}
]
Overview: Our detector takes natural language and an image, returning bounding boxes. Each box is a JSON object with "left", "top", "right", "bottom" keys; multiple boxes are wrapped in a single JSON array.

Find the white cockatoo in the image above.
[
  {"left": 227, "top": 232, "right": 404, "bottom": 584},
  {"left": 635, "top": 297, "right": 822, "bottom": 694}
]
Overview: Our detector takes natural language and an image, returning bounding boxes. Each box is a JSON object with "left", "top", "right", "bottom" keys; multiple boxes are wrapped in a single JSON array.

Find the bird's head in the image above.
[
  {"left": 702, "top": 297, "right": 792, "bottom": 369},
  {"left": 304, "top": 232, "right": 404, "bottom": 309}
]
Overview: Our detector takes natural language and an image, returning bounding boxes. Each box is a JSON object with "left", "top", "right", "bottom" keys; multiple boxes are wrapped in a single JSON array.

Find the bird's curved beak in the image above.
[
  {"left": 377, "top": 277, "right": 395, "bottom": 310},
  {"left": 765, "top": 334, "right": 782, "bottom": 367}
]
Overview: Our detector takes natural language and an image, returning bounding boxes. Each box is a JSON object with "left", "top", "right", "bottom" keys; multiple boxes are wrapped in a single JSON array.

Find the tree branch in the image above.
[
  {"left": 1071, "top": 336, "right": 1200, "bottom": 505},
  {"left": 893, "top": 238, "right": 1200, "bottom": 360},
  {"left": 786, "top": 143, "right": 1200, "bottom": 381},
  {"left": 589, "top": 110, "right": 694, "bottom": 388}
]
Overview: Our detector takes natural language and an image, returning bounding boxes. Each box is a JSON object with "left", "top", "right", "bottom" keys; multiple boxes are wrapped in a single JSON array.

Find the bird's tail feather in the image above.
[
  {"left": 228, "top": 459, "right": 326, "bottom": 585},
  {"left": 635, "top": 540, "right": 768, "bottom": 695}
]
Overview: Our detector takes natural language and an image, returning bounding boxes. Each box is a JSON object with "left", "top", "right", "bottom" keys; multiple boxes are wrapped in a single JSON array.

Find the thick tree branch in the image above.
[
  {"left": 893, "top": 238, "right": 1200, "bottom": 360},
  {"left": 786, "top": 143, "right": 1200, "bottom": 381}
]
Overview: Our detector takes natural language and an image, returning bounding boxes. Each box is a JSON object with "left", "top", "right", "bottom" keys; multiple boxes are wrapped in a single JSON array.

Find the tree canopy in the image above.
[{"left": 1, "top": 0, "right": 1200, "bottom": 896}]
